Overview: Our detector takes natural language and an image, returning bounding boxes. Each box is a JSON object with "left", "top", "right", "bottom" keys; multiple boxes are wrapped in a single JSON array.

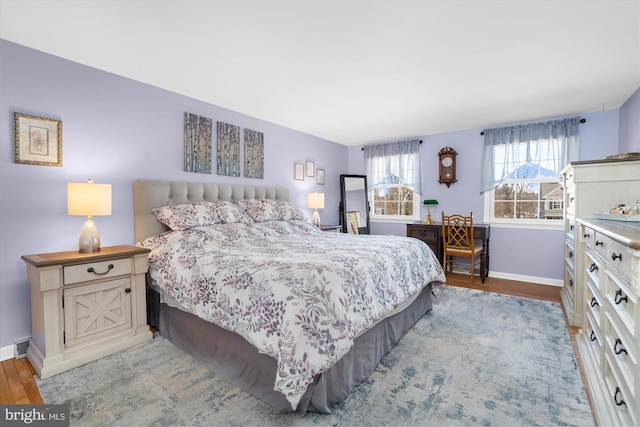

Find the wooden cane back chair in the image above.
[{"left": 441, "top": 212, "right": 484, "bottom": 285}]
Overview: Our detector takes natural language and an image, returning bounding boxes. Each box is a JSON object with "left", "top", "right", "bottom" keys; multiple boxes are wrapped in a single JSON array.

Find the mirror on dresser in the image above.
[{"left": 339, "top": 174, "right": 370, "bottom": 234}]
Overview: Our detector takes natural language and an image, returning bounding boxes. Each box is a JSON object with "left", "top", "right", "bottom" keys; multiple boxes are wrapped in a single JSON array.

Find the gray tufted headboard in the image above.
[{"left": 133, "top": 179, "right": 290, "bottom": 242}]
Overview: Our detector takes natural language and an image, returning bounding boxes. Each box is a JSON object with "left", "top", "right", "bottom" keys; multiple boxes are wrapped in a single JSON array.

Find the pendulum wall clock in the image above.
[{"left": 438, "top": 146, "right": 457, "bottom": 187}]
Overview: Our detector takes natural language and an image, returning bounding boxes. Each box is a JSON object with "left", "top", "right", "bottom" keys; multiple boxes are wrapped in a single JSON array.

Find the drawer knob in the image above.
[
  {"left": 569, "top": 279, "right": 573, "bottom": 287},
  {"left": 614, "top": 387, "right": 626, "bottom": 407},
  {"left": 125, "top": 288, "right": 132, "bottom": 293},
  {"left": 611, "top": 252, "right": 622, "bottom": 261},
  {"left": 583, "top": 233, "right": 590, "bottom": 238},
  {"left": 589, "top": 330, "right": 597, "bottom": 342},
  {"left": 595, "top": 240, "right": 603, "bottom": 246},
  {"left": 614, "top": 338, "right": 628, "bottom": 355},
  {"left": 589, "top": 263, "right": 598, "bottom": 273},
  {"left": 570, "top": 225, "right": 574, "bottom": 231},
  {"left": 614, "top": 289, "right": 628, "bottom": 305},
  {"left": 87, "top": 263, "right": 114, "bottom": 276},
  {"left": 590, "top": 298, "right": 599, "bottom": 308},
  {"left": 569, "top": 251, "right": 573, "bottom": 259}
]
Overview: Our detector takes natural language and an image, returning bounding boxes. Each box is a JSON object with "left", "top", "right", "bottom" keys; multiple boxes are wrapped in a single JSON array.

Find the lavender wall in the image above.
[
  {"left": 348, "top": 109, "right": 622, "bottom": 281},
  {"left": 0, "top": 40, "right": 347, "bottom": 349},
  {"left": 619, "top": 87, "right": 640, "bottom": 153}
]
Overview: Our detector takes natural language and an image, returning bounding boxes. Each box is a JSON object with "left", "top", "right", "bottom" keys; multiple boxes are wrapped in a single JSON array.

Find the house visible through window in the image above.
[
  {"left": 493, "top": 163, "right": 564, "bottom": 220},
  {"left": 480, "top": 117, "right": 580, "bottom": 229},
  {"left": 364, "top": 139, "right": 421, "bottom": 222}
]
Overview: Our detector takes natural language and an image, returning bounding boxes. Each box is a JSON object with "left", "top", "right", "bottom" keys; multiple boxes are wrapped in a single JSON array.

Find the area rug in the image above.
[{"left": 36, "top": 285, "right": 594, "bottom": 426}]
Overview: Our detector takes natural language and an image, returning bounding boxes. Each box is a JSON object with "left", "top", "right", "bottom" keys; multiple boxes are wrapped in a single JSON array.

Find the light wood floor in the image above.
[{"left": 0, "top": 273, "right": 582, "bottom": 407}]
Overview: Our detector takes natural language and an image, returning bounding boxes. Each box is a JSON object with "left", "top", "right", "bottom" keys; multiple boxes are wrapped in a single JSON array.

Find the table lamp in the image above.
[
  {"left": 68, "top": 179, "right": 112, "bottom": 253},
  {"left": 308, "top": 192, "right": 325, "bottom": 227},
  {"left": 423, "top": 199, "right": 438, "bottom": 224}
]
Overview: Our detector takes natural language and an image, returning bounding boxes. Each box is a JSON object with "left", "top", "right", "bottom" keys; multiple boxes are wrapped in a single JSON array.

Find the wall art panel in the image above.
[
  {"left": 217, "top": 121, "right": 241, "bottom": 177},
  {"left": 183, "top": 112, "right": 212, "bottom": 173},
  {"left": 244, "top": 128, "right": 264, "bottom": 179}
]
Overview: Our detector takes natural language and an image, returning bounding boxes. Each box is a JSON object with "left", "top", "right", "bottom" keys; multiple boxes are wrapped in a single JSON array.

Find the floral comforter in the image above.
[{"left": 141, "top": 220, "right": 445, "bottom": 410}]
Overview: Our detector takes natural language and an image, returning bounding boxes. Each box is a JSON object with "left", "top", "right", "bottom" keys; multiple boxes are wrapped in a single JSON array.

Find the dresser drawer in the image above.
[
  {"left": 64, "top": 258, "right": 132, "bottom": 285},
  {"left": 604, "top": 352, "right": 638, "bottom": 427},
  {"left": 584, "top": 311, "right": 603, "bottom": 367},
  {"left": 407, "top": 226, "right": 438, "bottom": 243},
  {"left": 586, "top": 279, "right": 604, "bottom": 329},
  {"left": 605, "top": 311, "right": 637, "bottom": 398},
  {"left": 606, "top": 239, "right": 633, "bottom": 284},
  {"left": 585, "top": 250, "right": 603, "bottom": 291},
  {"left": 564, "top": 240, "right": 575, "bottom": 272},
  {"left": 605, "top": 270, "right": 637, "bottom": 338},
  {"left": 583, "top": 226, "right": 596, "bottom": 248}
]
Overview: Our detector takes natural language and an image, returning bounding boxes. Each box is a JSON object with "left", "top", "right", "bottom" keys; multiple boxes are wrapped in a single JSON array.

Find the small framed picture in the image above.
[
  {"left": 294, "top": 163, "right": 304, "bottom": 180},
  {"left": 316, "top": 168, "right": 325, "bottom": 185},
  {"left": 306, "top": 160, "right": 315, "bottom": 177},
  {"left": 14, "top": 112, "right": 62, "bottom": 167}
]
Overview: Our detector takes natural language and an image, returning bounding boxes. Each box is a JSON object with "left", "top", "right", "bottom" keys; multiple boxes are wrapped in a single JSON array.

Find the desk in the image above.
[{"left": 406, "top": 222, "right": 490, "bottom": 283}]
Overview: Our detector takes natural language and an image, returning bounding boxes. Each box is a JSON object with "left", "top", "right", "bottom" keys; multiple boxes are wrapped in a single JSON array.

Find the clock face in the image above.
[{"left": 441, "top": 157, "right": 453, "bottom": 167}]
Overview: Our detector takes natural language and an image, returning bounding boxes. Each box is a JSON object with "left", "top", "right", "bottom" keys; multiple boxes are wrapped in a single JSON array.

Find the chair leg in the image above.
[{"left": 470, "top": 259, "right": 475, "bottom": 286}]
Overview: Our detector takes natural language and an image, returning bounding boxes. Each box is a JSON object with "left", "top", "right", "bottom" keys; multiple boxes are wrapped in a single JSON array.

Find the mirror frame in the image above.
[{"left": 339, "top": 174, "right": 370, "bottom": 234}]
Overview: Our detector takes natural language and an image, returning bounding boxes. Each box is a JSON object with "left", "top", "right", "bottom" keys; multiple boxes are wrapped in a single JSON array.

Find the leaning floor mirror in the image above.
[{"left": 339, "top": 174, "right": 370, "bottom": 234}]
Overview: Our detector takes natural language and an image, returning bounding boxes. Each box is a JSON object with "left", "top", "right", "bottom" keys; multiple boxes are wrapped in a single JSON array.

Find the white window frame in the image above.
[
  {"left": 483, "top": 176, "right": 564, "bottom": 230},
  {"left": 369, "top": 184, "right": 421, "bottom": 223}
]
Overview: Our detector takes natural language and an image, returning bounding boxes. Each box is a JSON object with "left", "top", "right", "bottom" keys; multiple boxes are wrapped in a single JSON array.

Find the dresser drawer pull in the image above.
[
  {"left": 614, "top": 387, "right": 626, "bottom": 407},
  {"left": 589, "top": 331, "right": 597, "bottom": 342},
  {"left": 614, "top": 289, "right": 628, "bottom": 305},
  {"left": 569, "top": 279, "right": 573, "bottom": 287},
  {"left": 569, "top": 251, "right": 573, "bottom": 259},
  {"left": 589, "top": 263, "right": 598, "bottom": 273},
  {"left": 125, "top": 288, "right": 131, "bottom": 293},
  {"left": 87, "top": 264, "right": 114, "bottom": 276},
  {"left": 595, "top": 240, "right": 603, "bottom": 246},
  {"left": 590, "top": 298, "right": 599, "bottom": 307},
  {"left": 611, "top": 252, "right": 622, "bottom": 261},
  {"left": 614, "top": 338, "right": 628, "bottom": 355},
  {"left": 583, "top": 232, "right": 590, "bottom": 238}
]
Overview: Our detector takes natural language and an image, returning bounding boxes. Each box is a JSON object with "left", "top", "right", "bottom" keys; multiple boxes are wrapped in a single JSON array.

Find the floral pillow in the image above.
[
  {"left": 151, "top": 201, "right": 252, "bottom": 230},
  {"left": 235, "top": 199, "right": 307, "bottom": 222}
]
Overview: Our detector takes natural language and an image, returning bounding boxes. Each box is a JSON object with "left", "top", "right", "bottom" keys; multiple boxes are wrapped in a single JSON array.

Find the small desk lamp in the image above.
[
  {"left": 68, "top": 179, "right": 112, "bottom": 253},
  {"left": 308, "top": 192, "right": 325, "bottom": 227},
  {"left": 423, "top": 199, "right": 438, "bottom": 224}
]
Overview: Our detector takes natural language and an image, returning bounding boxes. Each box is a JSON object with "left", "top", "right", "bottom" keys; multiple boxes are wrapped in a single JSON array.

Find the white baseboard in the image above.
[
  {"left": 488, "top": 271, "right": 563, "bottom": 287},
  {"left": 1, "top": 344, "right": 14, "bottom": 361}
]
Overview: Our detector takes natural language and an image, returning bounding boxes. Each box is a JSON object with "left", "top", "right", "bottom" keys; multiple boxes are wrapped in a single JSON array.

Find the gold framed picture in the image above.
[{"left": 14, "top": 112, "right": 62, "bottom": 167}]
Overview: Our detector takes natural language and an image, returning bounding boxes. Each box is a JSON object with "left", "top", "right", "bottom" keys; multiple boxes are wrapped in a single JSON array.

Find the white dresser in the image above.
[
  {"left": 561, "top": 159, "right": 640, "bottom": 327},
  {"left": 576, "top": 219, "right": 640, "bottom": 426}
]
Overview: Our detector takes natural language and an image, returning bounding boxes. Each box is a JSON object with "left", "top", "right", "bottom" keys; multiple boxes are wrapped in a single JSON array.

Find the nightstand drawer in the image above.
[{"left": 64, "top": 258, "right": 131, "bottom": 285}]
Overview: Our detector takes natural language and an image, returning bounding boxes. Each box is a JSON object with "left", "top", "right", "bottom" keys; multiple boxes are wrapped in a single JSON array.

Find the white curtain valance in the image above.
[
  {"left": 364, "top": 139, "right": 422, "bottom": 195},
  {"left": 480, "top": 117, "right": 581, "bottom": 193}
]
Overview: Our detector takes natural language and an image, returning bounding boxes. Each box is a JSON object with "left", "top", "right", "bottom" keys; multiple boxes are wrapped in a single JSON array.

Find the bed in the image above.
[{"left": 134, "top": 179, "right": 445, "bottom": 414}]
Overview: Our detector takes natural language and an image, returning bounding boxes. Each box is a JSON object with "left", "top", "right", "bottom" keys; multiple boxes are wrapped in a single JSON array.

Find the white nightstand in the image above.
[{"left": 22, "top": 245, "right": 153, "bottom": 379}]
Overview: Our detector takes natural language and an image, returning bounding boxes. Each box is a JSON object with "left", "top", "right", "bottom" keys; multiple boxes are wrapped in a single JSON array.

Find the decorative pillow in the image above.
[
  {"left": 151, "top": 201, "right": 252, "bottom": 230},
  {"left": 235, "top": 199, "right": 307, "bottom": 222}
]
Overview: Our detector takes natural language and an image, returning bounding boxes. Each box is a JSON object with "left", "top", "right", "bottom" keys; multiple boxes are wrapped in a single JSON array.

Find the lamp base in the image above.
[
  {"left": 423, "top": 209, "right": 434, "bottom": 225},
  {"left": 78, "top": 217, "right": 101, "bottom": 253},
  {"left": 311, "top": 210, "right": 321, "bottom": 227}
]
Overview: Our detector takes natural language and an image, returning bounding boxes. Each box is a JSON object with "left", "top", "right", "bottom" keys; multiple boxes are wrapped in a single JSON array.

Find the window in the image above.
[
  {"left": 364, "top": 140, "right": 421, "bottom": 222},
  {"left": 481, "top": 117, "right": 580, "bottom": 229},
  {"left": 370, "top": 174, "right": 420, "bottom": 221},
  {"left": 489, "top": 163, "right": 563, "bottom": 224}
]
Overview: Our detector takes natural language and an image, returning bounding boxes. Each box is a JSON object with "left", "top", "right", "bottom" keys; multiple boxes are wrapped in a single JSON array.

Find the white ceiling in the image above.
[{"left": 1, "top": 0, "right": 639, "bottom": 146}]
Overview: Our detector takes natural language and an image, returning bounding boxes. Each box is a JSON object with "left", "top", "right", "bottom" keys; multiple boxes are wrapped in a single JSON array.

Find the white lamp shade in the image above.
[
  {"left": 308, "top": 192, "right": 325, "bottom": 209},
  {"left": 68, "top": 180, "right": 112, "bottom": 216}
]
